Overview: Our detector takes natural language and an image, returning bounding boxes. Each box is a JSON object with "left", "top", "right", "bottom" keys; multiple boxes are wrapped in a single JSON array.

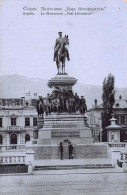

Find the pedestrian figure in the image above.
[
  {"left": 60, "top": 142, "right": 63, "bottom": 160},
  {"left": 68, "top": 143, "right": 73, "bottom": 159}
]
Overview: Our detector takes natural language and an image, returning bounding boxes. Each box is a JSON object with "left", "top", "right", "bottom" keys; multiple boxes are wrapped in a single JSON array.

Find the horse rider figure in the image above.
[{"left": 53, "top": 32, "right": 70, "bottom": 62}]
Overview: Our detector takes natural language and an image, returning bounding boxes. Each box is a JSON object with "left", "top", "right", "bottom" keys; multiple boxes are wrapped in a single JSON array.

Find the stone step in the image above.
[
  {"left": 44, "top": 121, "right": 87, "bottom": 124},
  {"left": 43, "top": 124, "right": 86, "bottom": 128},
  {"left": 45, "top": 115, "right": 86, "bottom": 120},
  {"left": 41, "top": 126, "right": 91, "bottom": 132},
  {"left": 44, "top": 121, "right": 86, "bottom": 125},
  {"left": 45, "top": 116, "right": 85, "bottom": 120},
  {"left": 46, "top": 114, "right": 83, "bottom": 117},
  {"left": 34, "top": 164, "right": 114, "bottom": 171}
]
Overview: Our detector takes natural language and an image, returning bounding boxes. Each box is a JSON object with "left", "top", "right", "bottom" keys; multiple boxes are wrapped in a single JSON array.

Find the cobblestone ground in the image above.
[{"left": 0, "top": 169, "right": 127, "bottom": 195}]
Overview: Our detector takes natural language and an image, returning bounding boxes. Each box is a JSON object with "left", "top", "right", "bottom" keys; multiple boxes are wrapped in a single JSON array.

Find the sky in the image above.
[{"left": 0, "top": 0, "right": 127, "bottom": 88}]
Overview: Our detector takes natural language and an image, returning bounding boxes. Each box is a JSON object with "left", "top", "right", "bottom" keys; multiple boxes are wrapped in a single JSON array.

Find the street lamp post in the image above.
[{"left": 99, "top": 118, "right": 102, "bottom": 142}]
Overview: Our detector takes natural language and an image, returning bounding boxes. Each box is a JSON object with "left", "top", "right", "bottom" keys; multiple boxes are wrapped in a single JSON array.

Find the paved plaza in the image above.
[{"left": 0, "top": 166, "right": 127, "bottom": 195}]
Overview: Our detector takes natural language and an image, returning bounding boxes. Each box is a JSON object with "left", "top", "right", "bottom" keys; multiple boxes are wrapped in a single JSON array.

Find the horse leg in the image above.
[
  {"left": 57, "top": 56, "right": 61, "bottom": 74},
  {"left": 56, "top": 58, "right": 60, "bottom": 74},
  {"left": 61, "top": 62, "right": 63, "bottom": 74},
  {"left": 63, "top": 61, "right": 65, "bottom": 74},
  {"left": 59, "top": 61, "right": 61, "bottom": 74}
]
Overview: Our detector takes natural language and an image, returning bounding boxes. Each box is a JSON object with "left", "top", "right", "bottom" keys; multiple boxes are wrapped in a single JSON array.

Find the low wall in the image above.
[
  {"left": 75, "top": 144, "right": 108, "bottom": 158},
  {"left": 28, "top": 144, "right": 108, "bottom": 160}
]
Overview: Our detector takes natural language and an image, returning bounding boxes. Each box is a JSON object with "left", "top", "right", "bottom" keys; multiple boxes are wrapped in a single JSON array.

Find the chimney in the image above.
[
  {"left": 94, "top": 99, "right": 97, "bottom": 107},
  {"left": 21, "top": 97, "right": 25, "bottom": 106},
  {"left": 119, "top": 95, "right": 122, "bottom": 100}
]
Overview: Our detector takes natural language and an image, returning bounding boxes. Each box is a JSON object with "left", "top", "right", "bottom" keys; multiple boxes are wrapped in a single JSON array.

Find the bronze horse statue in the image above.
[{"left": 54, "top": 35, "right": 70, "bottom": 74}]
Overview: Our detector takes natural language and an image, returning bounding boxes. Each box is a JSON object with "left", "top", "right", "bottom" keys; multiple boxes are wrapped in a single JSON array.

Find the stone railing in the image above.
[
  {"left": 120, "top": 151, "right": 127, "bottom": 160},
  {"left": 0, "top": 156, "right": 26, "bottom": 164},
  {"left": 117, "top": 150, "right": 127, "bottom": 170},
  {"left": 0, "top": 147, "right": 35, "bottom": 174},
  {"left": 0, "top": 144, "right": 25, "bottom": 151},
  {"left": 108, "top": 142, "right": 127, "bottom": 148},
  {"left": 102, "top": 142, "right": 127, "bottom": 148},
  {"left": 7, "top": 126, "right": 21, "bottom": 131}
]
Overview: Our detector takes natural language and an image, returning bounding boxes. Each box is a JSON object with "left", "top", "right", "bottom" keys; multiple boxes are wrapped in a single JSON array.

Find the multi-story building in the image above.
[
  {"left": 0, "top": 97, "right": 38, "bottom": 145},
  {"left": 87, "top": 96, "right": 127, "bottom": 142}
]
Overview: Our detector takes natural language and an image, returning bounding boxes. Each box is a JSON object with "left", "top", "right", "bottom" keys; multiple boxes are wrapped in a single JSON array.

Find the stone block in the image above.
[{"left": 122, "top": 162, "right": 127, "bottom": 172}]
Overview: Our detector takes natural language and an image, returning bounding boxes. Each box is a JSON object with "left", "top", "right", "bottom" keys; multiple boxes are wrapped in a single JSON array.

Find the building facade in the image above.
[
  {"left": 87, "top": 96, "right": 127, "bottom": 142},
  {"left": 0, "top": 97, "right": 38, "bottom": 145}
]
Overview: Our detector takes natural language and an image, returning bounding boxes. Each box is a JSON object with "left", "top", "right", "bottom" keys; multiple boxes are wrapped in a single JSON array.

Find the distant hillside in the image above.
[{"left": 0, "top": 74, "right": 127, "bottom": 108}]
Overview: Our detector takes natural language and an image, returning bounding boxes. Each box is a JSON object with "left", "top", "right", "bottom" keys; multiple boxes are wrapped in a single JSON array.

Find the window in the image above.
[
  {"left": 11, "top": 118, "right": 16, "bottom": 126},
  {"left": 25, "top": 134, "right": 30, "bottom": 143},
  {"left": 121, "top": 116, "right": 125, "bottom": 124},
  {"left": 0, "top": 118, "right": 2, "bottom": 127},
  {"left": 25, "top": 118, "right": 30, "bottom": 126},
  {"left": 0, "top": 134, "right": 3, "bottom": 144},
  {"left": 115, "top": 115, "right": 119, "bottom": 124},
  {"left": 10, "top": 133, "right": 17, "bottom": 144},
  {"left": 111, "top": 135, "right": 114, "bottom": 140},
  {"left": 116, "top": 103, "right": 119, "bottom": 107},
  {"left": 33, "top": 117, "right": 37, "bottom": 126}
]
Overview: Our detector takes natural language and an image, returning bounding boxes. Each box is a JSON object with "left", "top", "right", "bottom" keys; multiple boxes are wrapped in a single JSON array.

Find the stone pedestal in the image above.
[
  {"left": 122, "top": 162, "right": 127, "bottom": 172},
  {"left": 25, "top": 148, "right": 35, "bottom": 164},
  {"left": 106, "top": 116, "right": 121, "bottom": 142},
  {"left": 48, "top": 74, "right": 77, "bottom": 90},
  {"left": 37, "top": 117, "right": 44, "bottom": 128},
  {"left": 36, "top": 73, "right": 109, "bottom": 160},
  {"left": 38, "top": 114, "right": 93, "bottom": 145},
  {"left": 28, "top": 162, "right": 33, "bottom": 174}
]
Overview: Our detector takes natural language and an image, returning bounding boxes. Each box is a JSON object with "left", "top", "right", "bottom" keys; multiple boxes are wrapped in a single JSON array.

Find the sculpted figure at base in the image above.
[
  {"left": 36, "top": 96, "right": 44, "bottom": 117},
  {"left": 54, "top": 32, "right": 70, "bottom": 75}
]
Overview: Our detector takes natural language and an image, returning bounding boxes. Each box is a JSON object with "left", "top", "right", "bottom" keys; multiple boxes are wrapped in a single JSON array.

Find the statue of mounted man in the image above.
[{"left": 54, "top": 32, "right": 70, "bottom": 75}]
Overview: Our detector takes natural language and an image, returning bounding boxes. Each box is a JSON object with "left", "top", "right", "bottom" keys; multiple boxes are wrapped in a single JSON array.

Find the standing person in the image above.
[
  {"left": 60, "top": 142, "right": 63, "bottom": 160},
  {"left": 68, "top": 143, "right": 73, "bottom": 159}
]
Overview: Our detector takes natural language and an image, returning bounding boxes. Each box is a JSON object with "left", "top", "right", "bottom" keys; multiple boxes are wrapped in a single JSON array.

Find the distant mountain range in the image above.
[{"left": 0, "top": 74, "right": 127, "bottom": 109}]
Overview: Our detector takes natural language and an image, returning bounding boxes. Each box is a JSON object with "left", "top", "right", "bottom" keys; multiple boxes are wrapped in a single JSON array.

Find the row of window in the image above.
[
  {"left": 115, "top": 115, "right": 126, "bottom": 125},
  {"left": 0, "top": 117, "right": 37, "bottom": 127},
  {"left": 88, "top": 115, "right": 126, "bottom": 126},
  {"left": 0, "top": 134, "right": 30, "bottom": 144}
]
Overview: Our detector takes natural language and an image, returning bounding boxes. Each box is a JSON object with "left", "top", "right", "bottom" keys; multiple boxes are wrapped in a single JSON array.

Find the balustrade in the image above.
[
  {"left": 0, "top": 156, "right": 26, "bottom": 164},
  {"left": 7, "top": 126, "right": 21, "bottom": 131},
  {"left": 0, "top": 144, "right": 25, "bottom": 151},
  {"left": 108, "top": 143, "right": 126, "bottom": 148}
]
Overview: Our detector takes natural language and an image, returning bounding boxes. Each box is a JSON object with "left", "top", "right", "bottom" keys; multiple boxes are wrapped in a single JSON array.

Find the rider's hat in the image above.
[{"left": 58, "top": 32, "right": 62, "bottom": 34}]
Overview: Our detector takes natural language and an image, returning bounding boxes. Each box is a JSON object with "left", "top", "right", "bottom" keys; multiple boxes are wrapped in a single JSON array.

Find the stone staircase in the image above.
[{"left": 34, "top": 164, "right": 114, "bottom": 170}]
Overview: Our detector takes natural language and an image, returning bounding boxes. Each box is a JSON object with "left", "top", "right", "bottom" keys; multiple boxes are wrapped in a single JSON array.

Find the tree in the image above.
[{"left": 101, "top": 74, "right": 115, "bottom": 142}]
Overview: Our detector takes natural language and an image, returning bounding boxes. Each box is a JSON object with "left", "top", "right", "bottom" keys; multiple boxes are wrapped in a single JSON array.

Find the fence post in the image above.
[
  {"left": 122, "top": 162, "right": 127, "bottom": 172},
  {"left": 25, "top": 149, "right": 34, "bottom": 174}
]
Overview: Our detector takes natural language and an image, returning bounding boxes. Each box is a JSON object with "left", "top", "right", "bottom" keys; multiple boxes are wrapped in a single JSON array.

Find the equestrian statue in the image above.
[{"left": 54, "top": 32, "right": 70, "bottom": 75}]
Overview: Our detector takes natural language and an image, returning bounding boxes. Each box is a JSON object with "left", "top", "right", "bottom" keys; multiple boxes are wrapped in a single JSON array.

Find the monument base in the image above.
[
  {"left": 28, "top": 143, "right": 108, "bottom": 160},
  {"left": 48, "top": 74, "right": 77, "bottom": 89},
  {"left": 37, "top": 113, "right": 93, "bottom": 145}
]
